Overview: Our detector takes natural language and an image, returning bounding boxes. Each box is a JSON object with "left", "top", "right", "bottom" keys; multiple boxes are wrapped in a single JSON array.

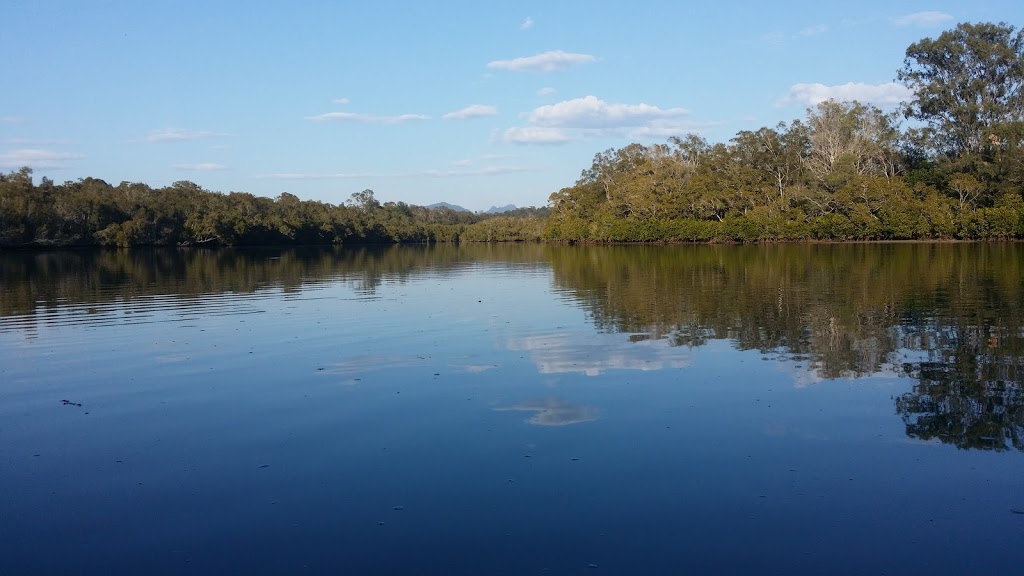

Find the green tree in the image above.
[{"left": 898, "top": 22, "right": 1024, "bottom": 158}]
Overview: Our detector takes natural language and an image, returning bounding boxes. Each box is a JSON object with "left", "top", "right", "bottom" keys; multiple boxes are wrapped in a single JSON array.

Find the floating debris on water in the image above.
[{"left": 61, "top": 400, "right": 82, "bottom": 407}]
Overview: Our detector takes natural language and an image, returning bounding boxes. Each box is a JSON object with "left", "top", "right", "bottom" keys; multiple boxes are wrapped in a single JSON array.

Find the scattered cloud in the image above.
[
  {"left": 760, "top": 31, "right": 787, "bottom": 44},
  {"left": 1, "top": 116, "right": 26, "bottom": 124},
  {"left": 799, "top": 24, "right": 828, "bottom": 36},
  {"left": 502, "top": 126, "right": 572, "bottom": 145},
  {"left": 139, "top": 128, "right": 227, "bottom": 143},
  {"left": 442, "top": 104, "right": 498, "bottom": 120},
  {"left": 526, "top": 95, "right": 690, "bottom": 128},
  {"left": 520, "top": 16, "right": 534, "bottom": 30},
  {"left": 892, "top": 11, "right": 954, "bottom": 27},
  {"left": 450, "top": 158, "right": 473, "bottom": 167},
  {"left": 332, "top": 97, "right": 350, "bottom": 105},
  {"left": 0, "top": 148, "right": 83, "bottom": 169},
  {"left": 305, "top": 112, "right": 429, "bottom": 124},
  {"left": 778, "top": 82, "right": 912, "bottom": 107},
  {"left": 537, "top": 86, "right": 557, "bottom": 97},
  {"left": 171, "top": 162, "right": 226, "bottom": 171},
  {"left": 486, "top": 50, "right": 597, "bottom": 73},
  {"left": 503, "top": 95, "right": 702, "bottom": 144}
]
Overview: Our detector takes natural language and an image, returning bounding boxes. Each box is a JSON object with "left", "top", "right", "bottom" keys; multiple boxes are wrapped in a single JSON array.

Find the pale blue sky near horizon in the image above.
[{"left": 2, "top": 1, "right": 1021, "bottom": 211}]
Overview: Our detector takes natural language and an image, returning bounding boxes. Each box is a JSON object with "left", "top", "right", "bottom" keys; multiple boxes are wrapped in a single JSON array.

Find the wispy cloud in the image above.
[
  {"left": 442, "top": 104, "right": 498, "bottom": 120},
  {"left": 503, "top": 95, "right": 702, "bottom": 144},
  {"left": 537, "top": 86, "right": 557, "bottom": 97},
  {"left": 799, "top": 24, "right": 828, "bottom": 36},
  {"left": 139, "top": 128, "right": 227, "bottom": 143},
  {"left": 305, "top": 112, "right": 429, "bottom": 124},
  {"left": 520, "top": 16, "right": 534, "bottom": 30},
  {"left": 450, "top": 158, "right": 473, "bottom": 167},
  {"left": 778, "top": 82, "right": 912, "bottom": 107},
  {"left": 526, "top": 95, "right": 690, "bottom": 128},
  {"left": 1, "top": 116, "right": 26, "bottom": 124},
  {"left": 0, "top": 148, "right": 83, "bottom": 169},
  {"left": 502, "top": 126, "right": 572, "bottom": 145},
  {"left": 332, "top": 97, "right": 350, "bottom": 105},
  {"left": 892, "top": 11, "right": 954, "bottom": 27},
  {"left": 487, "top": 50, "right": 597, "bottom": 73},
  {"left": 171, "top": 162, "right": 227, "bottom": 171}
]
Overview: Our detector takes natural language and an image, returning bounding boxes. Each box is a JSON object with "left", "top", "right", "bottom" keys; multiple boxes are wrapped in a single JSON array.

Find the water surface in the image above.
[{"left": 2, "top": 244, "right": 1022, "bottom": 575}]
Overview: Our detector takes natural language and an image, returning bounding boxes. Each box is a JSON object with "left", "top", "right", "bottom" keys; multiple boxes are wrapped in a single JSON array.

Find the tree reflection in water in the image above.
[{"left": 2, "top": 242, "right": 1022, "bottom": 450}]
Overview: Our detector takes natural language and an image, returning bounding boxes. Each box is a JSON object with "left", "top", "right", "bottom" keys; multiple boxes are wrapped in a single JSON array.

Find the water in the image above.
[{"left": 1, "top": 244, "right": 1022, "bottom": 575}]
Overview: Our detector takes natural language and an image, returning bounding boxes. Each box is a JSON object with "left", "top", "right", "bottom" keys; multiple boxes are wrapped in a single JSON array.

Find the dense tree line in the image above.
[
  {"left": 546, "top": 22, "right": 1024, "bottom": 242},
  {"left": 0, "top": 170, "right": 548, "bottom": 247}
]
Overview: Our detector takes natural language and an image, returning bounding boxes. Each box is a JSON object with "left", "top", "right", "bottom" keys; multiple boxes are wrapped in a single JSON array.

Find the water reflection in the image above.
[
  {"left": 2, "top": 243, "right": 1022, "bottom": 451},
  {"left": 507, "top": 332, "right": 689, "bottom": 376},
  {"left": 495, "top": 397, "right": 599, "bottom": 426}
]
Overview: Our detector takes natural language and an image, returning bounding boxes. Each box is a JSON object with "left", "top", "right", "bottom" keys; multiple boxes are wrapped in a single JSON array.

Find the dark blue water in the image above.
[{"left": 1, "top": 245, "right": 1022, "bottom": 575}]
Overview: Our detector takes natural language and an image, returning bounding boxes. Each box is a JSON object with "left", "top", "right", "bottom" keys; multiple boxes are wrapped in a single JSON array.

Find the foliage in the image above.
[{"left": 0, "top": 175, "right": 545, "bottom": 247}]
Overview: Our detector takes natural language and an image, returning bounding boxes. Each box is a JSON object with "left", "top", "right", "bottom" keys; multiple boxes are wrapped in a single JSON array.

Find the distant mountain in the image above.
[
  {"left": 484, "top": 204, "right": 518, "bottom": 214},
  {"left": 424, "top": 202, "right": 471, "bottom": 212}
]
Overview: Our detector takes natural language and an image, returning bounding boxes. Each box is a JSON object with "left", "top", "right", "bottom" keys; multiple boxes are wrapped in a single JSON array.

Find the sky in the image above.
[{"left": 1, "top": 1, "right": 1021, "bottom": 211}]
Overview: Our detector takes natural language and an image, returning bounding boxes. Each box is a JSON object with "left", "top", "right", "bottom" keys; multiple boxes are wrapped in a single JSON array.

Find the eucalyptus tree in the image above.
[{"left": 898, "top": 21, "right": 1024, "bottom": 158}]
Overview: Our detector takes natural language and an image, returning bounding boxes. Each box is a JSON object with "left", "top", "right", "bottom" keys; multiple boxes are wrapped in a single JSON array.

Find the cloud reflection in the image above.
[
  {"left": 496, "top": 397, "right": 599, "bottom": 426},
  {"left": 507, "top": 332, "right": 689, "bottom": 376}
]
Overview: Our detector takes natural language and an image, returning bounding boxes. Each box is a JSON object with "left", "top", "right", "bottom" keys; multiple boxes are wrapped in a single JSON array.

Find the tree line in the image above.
[
  {"left": 0, "top": 171, "right": 548, "bottom": 247},
  {"left": 545, "top": 22, "right": 1024, "bottom": 242}
]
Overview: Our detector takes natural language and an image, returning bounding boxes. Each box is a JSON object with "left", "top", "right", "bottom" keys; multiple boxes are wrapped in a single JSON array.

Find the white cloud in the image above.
[
  {"left": 537, "top": 86, "right": 557, "bottom": 97},
  {"left": 305, "top": 112, "right": 429, "bottom": 124},
  {"left": 442, "top": 104, "right": 498, "bottom": 120},
  {"left": 502, "top": 126, "right": 572, "bottom": 145},
  {"left": 778, "top": 82, "right": 913, "bottom": 107},
  {"left": 520, "top": 16, "right": 534, "bottom": 30},
  {"left": 504, "top": 95, "right": 701, "bottom": 144},
  {"left": 486, "top": 50, "right": 597, "bottom": 73},
  {"left": 450, "top": 158, "right": 473, "bottom": 167},
  {"left": 139, "top": 128, "right": 227, "bottom": 143},
  {"left": 526, "top": 95, "right": 689, "bottom": 128},
  {"left": 171, "top": 162, "right": 226, "bottom": 171},
  {"left": 1, "top": 116, "right": 26, "bottom": 124},
  {"left": 892, "top": 11, "right": 954, "bottom": 27},
  {"left": 332, "top": 97, "right": 350, "bottom": 105},
  {"left": 800, "top": 24, "right": 828, "bottom": 36},
  {"left": 0, "top": 148, "right": 83, "bottom": 169}
]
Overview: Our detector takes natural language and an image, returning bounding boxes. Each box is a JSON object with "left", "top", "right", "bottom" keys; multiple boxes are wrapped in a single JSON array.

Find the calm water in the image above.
[{"left": 1, "top": 244, "right": 1023, "bottom": 575}]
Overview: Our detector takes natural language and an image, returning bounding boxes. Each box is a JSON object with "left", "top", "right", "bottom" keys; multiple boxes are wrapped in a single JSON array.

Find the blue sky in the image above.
[{"left": 1, "top": 1, "right": 1020, "bottom": 211}]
